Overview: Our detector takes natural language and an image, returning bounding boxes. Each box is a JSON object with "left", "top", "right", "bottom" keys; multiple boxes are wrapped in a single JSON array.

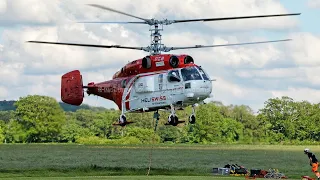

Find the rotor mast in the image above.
[{"left": 150, "top": 21, "right": 163, "bottom": 55}]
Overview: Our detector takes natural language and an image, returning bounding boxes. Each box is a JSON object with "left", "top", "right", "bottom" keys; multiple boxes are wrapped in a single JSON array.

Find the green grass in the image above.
[
  {"left": 0, "top": 144, "right": 318, "bottom": 179},
  {"left": 0, "top": 176, "right": 264, "bottom": 180}
]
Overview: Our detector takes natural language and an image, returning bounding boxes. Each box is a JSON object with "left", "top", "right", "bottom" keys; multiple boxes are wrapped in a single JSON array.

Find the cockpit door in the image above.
[{"left": 165, "top": 69, "right": 184, "bottom": 103}]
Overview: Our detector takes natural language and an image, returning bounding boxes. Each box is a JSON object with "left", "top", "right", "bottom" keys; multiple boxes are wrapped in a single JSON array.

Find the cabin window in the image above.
[{"left": 181, "top": 66, "right": 202, "bottom": 81}]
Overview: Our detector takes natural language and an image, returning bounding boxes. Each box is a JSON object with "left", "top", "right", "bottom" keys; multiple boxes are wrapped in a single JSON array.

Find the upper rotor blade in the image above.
[
  {"left": 166, "top": 39, "right": 292, "bottom": 51},
  {"left": 77, "top": 21, "right": 147, "bottom": 24},
  {"left": 172, "top": 13, "right": 301, "bottom": 23},
  {"left": 27, "top": 41, "right": 145, "bottom": 50},
  {"left": 87, "top": 4, "right": 150, "bottom": 22}
]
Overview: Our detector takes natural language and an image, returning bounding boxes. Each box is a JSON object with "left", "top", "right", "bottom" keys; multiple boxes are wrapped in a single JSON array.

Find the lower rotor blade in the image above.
[
  {"left": 167, "top": 39, "right": 292, "bottom": 51},
  {"left": 27, "top": 41, "right": 144, "bottom": 50}
]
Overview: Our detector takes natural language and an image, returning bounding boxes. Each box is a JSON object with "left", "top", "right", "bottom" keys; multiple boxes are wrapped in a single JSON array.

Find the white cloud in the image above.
[
  {"left": 0, "top": 86, "right": 8, "bottom": 98},
  {"left": 0, "top": 61, "right": 25, "bottom": 86},
  {"left": 307, "top": 0, "right": 320, "bottom": 8},
  {"left": 287, "top": 32, "right": 320, "bottom": 66},
  {"left": 0, "top": 0, "right": 299, "bottom": 30},
  {"left": 210, "top": 36, "right": 286, "bottom": 68},
  {"left": 208, "top": 76, "right": 272, "bottom": 111},
  {"left": 235, "top": 66, "right": 320, "bottom": 89},
  {"left": 0, "top": 0, "right": 6, "bottom": 14},
  {"left": 0, "top": 0, "right": 64, "bottom": 25},
  {"left": 235, "top": 67, "right": 304, "bottom": 79},
  {"left": 304, "top": 67, "right": 320, "bottom": 86},
  {"left": 1, "top": 25, "right": 145, "bottom": 74},
  {"left": 271, "top": 87, "right": 320, "bottom": 104}
]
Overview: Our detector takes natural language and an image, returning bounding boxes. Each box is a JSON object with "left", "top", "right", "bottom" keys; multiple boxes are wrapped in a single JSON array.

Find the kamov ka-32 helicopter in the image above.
[{"left": 27, "top": 4, "right": 301, "bottom": 127}]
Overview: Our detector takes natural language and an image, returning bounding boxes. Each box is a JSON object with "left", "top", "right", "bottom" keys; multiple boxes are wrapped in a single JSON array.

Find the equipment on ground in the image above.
[
  {"left": 264, "top": 168, "right": 287, "bottom": 179},
  {"left": 249, "top": 169, "right": 268, "bottom": 178},
  {"left": 212, "top": 167, "right": 230, "bottom": 175},
  {"left": 302, "top": 176, "right": 316, "bottom": 180},
  {"left": 27, "top": 4, "right": 301, "bottom": 127},
  {"left": 224, "top": 164, "right": 249, "bottom": 176}
]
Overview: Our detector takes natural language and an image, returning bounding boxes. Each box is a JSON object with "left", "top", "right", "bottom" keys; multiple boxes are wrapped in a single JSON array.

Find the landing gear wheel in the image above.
[
  {"left": 189, "top": 114, "right": 196, "bottom": 124},
  {"left": 168, "top": 114, "right": 178, "bottom": 126},
  {"left": 173, "top": 116, "right": 179, "bottom": 126},
  {"left": 119, "top": 114, "right": 127, "bottom": 127}
]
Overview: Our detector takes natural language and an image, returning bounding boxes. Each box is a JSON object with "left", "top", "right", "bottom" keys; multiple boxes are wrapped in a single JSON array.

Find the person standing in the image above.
[{"left": 304, "top": 148, "right": 320, "bottom": 180}]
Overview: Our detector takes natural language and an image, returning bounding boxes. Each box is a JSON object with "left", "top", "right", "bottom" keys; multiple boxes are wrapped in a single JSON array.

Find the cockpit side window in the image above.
[
  {"left": 198, "top": 66, "right": 210, "bottom": 80},
  {"left": 168, "top": 70, "right": 180, "bottom": 77},
  {"left": 167, "top": 69, "right": 181, "bottom": 82},
  {"left": 181, "top": 66, "right": 202, "bottom": 81}
]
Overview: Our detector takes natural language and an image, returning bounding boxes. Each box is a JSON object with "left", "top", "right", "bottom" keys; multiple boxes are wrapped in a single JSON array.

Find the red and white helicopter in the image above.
[{"left": 27, "top": 4, "right": 300, "bottom": 127}]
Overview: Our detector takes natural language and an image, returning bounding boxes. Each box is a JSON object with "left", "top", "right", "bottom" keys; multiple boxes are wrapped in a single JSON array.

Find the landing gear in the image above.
[
  {"left": 189, "top": 114, "right": 196, "bottom": 124},
  {"left": 113, "top": 114, "right": 134, "bottom": 126},
  {"left": 166, "top": 104, "right": 184, "bottom": 126},
  {"left": 168, "top": 114, "right": 179, "bottom": 126},
  {"left": 189, "top": 105, "right": 196, "bottom": 124},
  {"left": 119, "top": 114, "right": 127, "bottom": 127}
]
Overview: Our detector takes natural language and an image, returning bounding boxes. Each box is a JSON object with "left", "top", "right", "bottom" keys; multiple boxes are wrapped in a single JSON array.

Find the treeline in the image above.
[{"left": 0, "top": 95, "right": 320, "bottom": 145}]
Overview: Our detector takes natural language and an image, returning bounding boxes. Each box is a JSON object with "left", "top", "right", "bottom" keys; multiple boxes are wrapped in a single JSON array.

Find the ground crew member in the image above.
[{"left": 304, "top": 148, "right": 320, "bottom": 180}]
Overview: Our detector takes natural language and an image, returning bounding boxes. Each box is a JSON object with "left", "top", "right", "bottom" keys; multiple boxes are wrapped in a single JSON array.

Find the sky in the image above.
[{"left": 0, "top": 0, "right": 319, "bottom": 112}]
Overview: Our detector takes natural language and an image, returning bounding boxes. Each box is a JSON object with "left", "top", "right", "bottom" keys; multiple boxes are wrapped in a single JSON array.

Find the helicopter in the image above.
[{"left": 27, "top": 4, "right": 301, "bottom": 127}]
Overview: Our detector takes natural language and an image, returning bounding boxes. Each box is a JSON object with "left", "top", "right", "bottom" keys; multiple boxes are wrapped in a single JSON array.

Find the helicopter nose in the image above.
[{"left": 184, "top": 80, "right": 212, "bottom": 100}]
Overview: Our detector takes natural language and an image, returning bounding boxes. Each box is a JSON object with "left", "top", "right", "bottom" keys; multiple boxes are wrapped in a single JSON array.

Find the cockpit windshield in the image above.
[
  {"left": 198, "top": 66, "right": 210, "bottom": 80},
  {"left": 181, "top": 66, "right": 202, "bottom": 81}
]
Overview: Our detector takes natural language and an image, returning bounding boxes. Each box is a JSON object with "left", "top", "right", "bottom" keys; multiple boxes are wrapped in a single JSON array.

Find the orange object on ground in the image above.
[{"left": 302, "top": 176, "right": 316, "bottom": 180}]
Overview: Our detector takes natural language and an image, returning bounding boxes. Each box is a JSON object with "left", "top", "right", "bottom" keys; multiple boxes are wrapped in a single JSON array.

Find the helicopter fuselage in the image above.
[
  {"left": 84, "top": 54, "right": 212, "bottom": 112},
  {"left": 88, "top": 64, "right": 212, "bottom": 113}
]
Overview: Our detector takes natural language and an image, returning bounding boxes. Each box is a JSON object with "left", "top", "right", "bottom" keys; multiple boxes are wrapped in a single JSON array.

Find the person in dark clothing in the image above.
[{"left": 305, "top": 148, "right": 320, "bottom": 180}]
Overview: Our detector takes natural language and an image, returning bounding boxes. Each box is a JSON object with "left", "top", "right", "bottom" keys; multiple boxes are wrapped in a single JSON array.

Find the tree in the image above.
[{"left": 14, "top": 95, "right": 66, "bottom": 143}]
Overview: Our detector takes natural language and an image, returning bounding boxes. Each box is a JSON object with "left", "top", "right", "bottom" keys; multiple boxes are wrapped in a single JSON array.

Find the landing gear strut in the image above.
[
  {"left": 189, "top": 105, "right": 196, "bottom": 124},
  {"left": 153, "top": 110, "right": 160, "bottom": 131},
  {"left": 167, "top": 104, "right": 184, "bottom": 126}
]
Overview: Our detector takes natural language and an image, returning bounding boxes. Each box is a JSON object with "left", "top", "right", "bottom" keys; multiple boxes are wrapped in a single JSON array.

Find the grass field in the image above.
[
  {"left": 0, "top": 144, "right": 319, "bottom": 179},
  {"left": 0, "top": 176, "right": 259, "bottom": 180}
]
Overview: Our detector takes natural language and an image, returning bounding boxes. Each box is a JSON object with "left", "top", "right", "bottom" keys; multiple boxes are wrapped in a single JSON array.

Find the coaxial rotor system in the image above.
[{"left": 27, "top": 4, "right": 301, "bottom": 55}]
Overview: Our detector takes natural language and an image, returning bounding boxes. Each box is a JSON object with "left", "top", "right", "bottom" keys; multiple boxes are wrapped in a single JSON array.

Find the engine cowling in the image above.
[
  {"left": 142, "top": 56, "right": 152, "bottom": 69},
  {"left": 169, "top": 55, "right": 179, "bottom": 68},
  {"left": 184, "top": 55, "right": 194, "bottom": 64}
]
